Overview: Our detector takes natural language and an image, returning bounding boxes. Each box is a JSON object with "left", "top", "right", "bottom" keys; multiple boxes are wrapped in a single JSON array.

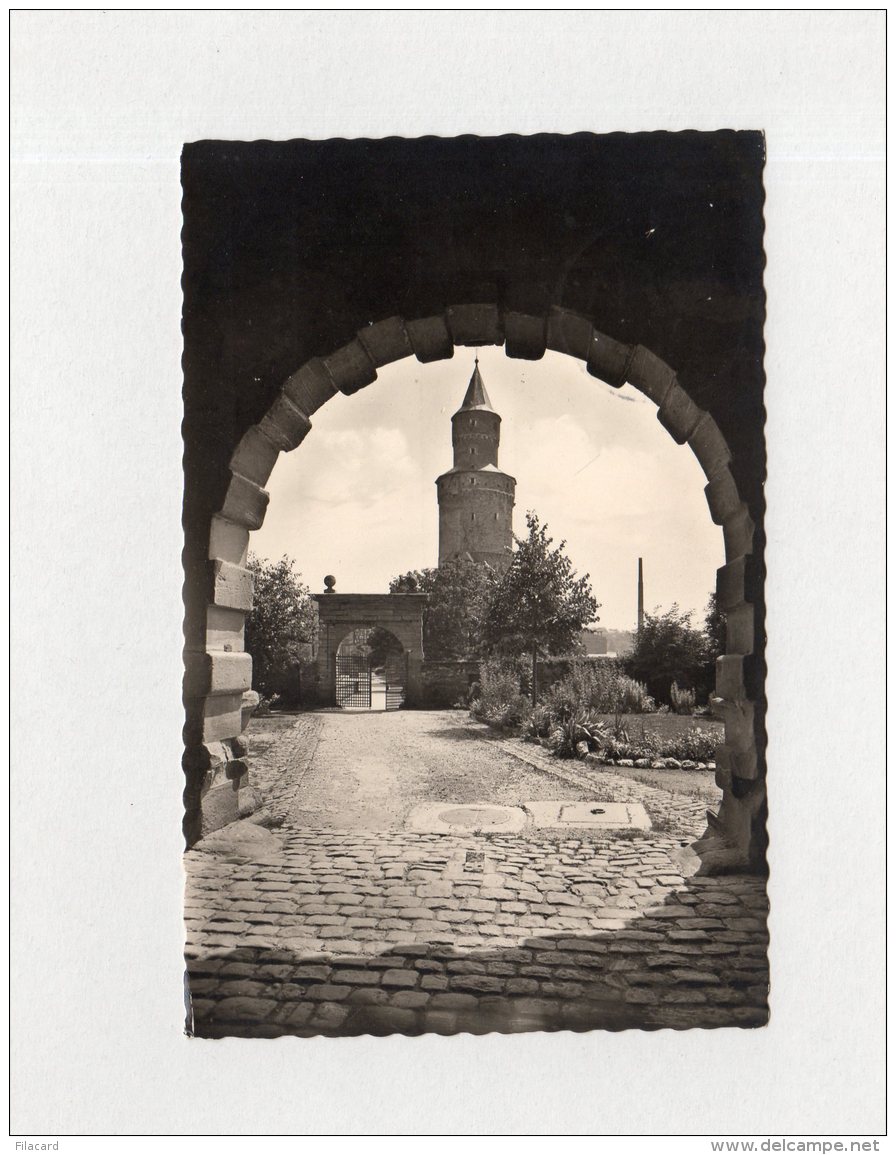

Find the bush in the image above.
[
  {"left": 539, "top": 661, "right": 655, "bottom": 718},
  {"left": 658, "top": 726, "right": 719, "bottom": 762},
  {"left": 522, "top": 705, "right": 555, "bottom": 742},
  {"left": 670, "top": 681, "right": 696, "bottom": 715},
  {"left": 602, "top": 733, "right": 662, "bottom": 762},
  {"left": 543, "top": 664, "right": 596, "bottom": 721},
  {"left": 616, "top": 675, "right": 655, "bottom": 714},
  {"left": 623, "top": 604, "right": 713, "bottom": 706},
  {"left": 470, "top": 659, "right": 531, "bottom": 729},
  {"left": 600, "top": 724, "right": 718, "bottom": 764},
  {"left": 545, "top": 707, "right": 608, "bottom": 759}
]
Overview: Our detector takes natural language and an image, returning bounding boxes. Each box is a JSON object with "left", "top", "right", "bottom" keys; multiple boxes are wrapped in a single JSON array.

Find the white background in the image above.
[{"left": 9, "top": 10, "right": 886, "bottom": 1140}]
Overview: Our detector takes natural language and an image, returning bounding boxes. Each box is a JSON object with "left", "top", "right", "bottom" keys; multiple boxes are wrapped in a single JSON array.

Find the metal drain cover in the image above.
[
  {"left": 407, "top": 803, "right": 527, "bottom": 834},
  {"left": 526, "top": 800, "right": 652, "bottom": 830}
]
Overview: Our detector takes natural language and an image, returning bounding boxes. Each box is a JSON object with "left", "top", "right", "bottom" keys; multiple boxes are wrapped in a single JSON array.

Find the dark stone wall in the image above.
[
  {"left": 181, "top": 133, "right": 767, "bottom": 859},
  {"left": 182, "top": 132, "right": 766, "bottom": 531}
]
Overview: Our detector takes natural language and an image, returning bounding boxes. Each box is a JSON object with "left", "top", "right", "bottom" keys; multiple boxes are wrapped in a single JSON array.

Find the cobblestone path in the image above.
[{"left": 185, "top": 711, "right": 769, "bottom": 1038}]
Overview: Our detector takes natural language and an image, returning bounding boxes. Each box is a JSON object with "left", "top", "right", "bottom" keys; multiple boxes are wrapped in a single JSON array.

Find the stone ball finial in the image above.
[{"left": 324, "top": 575, "right": 336, "bottom": 592}]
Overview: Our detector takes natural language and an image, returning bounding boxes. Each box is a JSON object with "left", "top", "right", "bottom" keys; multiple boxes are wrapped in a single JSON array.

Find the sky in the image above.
[{"left": 249, "top": 347, "right": 724, "bottom": 631}]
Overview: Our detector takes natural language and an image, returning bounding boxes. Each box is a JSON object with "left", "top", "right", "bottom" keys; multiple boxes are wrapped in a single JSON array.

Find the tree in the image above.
[
  {"left": 390, "top": 558, "right": 498, "bottom": 660},
  {"left": 703, "top": 591, "right": 727, "bottom": 692},
  {"left": 623, "top": 604, "right": 712, "bottom": 706},
  {"left": 244, "top": 553, "right": 315, "bottom": 703},
  {"left": 704, "top": 592, "right": 727, "bottom": 658},
  {"left": 482, "top": 512, "right": 599, "bottom": 705},
  {"left": 366, "top": 626, "right": 404, "bottom": 668}
]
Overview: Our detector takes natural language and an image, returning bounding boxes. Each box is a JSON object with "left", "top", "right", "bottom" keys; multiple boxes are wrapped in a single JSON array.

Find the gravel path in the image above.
[
  {"left": 245, "top": 709, "right": 717, "bottom": 840},
  {"left": 260, "top": 710, "right": 596, "bottom": 830}
]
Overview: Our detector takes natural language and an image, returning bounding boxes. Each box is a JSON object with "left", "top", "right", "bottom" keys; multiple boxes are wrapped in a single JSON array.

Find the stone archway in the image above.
[
  {"left": 184, "top": 304, "right": 763, "bottom": 872},
  {"left": 314, "top": 590, "right": 427, "bottom": 709}
]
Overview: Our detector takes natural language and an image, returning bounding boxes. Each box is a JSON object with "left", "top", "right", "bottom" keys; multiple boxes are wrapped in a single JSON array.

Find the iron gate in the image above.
[
  {"left": 335, "top": 651, "right": 373, "bottom": 708},
  {"left": 381, "top": 649, "right": 408, "bottom": 710},
  {"left": 335, "top": 647, "right": 408, "bottom": 709}
]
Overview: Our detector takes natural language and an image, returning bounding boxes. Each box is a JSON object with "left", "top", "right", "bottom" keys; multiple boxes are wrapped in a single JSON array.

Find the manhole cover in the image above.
[
  {"left": 526, "top": 800, "right": 652, "bottom": 830},
  {"left": 439, "top": 806, "right": 512, "bottom": 827},
  {"left": 407, "top": 803, "right": 527, "bottom": 834}
]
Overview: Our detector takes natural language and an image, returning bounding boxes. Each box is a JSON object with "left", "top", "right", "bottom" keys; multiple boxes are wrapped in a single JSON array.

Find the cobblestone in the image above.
[{"left": 185, "top": 710, "right": 768, "bottom": 1038}]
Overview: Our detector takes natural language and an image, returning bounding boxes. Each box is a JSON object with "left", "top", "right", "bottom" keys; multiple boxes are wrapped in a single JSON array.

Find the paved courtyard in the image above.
[{"left": 184, "top": 711, "right": 769, "bottom": 1037}]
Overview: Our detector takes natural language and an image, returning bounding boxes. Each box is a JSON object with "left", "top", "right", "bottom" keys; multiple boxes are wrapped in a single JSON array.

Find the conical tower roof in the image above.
[{"left": 456, "top": 358, "right": 495, "bottom": 414}]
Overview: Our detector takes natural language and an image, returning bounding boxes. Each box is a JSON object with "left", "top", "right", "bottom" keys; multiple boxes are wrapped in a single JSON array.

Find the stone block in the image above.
[
  {"left": 184, "top": 651, "right": 252, "bottom": 698},
  {"left": 587, "top": 330, "right": 632, "bottom": 388},
  {"left": 725, "top": 603, "right": 756, "bottom": 656},
  {"left": 208, "top": 560, "right": 255, "bottom": 612},
  {"left": 356, "top": 316, "right": 413, "bottom": 367},
  {"left": 212, "top": 995, "right": 277, "bottom": 1022},
  {"left": 709, "top": 793, "right": 759, "bottom": 858},
  {"left": 704, "top": 469, "right": 742, "bottom": 526},
  {"left": 237, "top": 785, "right": 265, "bottom": 819},
  {"left": 406, "top": 315, "right": 454, "bottom": 362},
  {"left": 715, "top": 653, "right": 762, "bottom": 704},
  {"left": 391, "top": 991, "right": 430, "bottom": 1009},
  {"left": 381, "top": 969, "right": 418, "bottom": 988},
  {"left": 207, "top": 516, "right": 249, "bottom": 566},
  {"left": 657, "top": 382, "right": 705, "bottom": 444},
  {"left": 199, "top": 692, "right": 244, "bottom": 744},
  {"left": 504, "top": 311, "right": 547, "bottom": 359},
  {"left": 258, "top": 394, "right": 312, "bottom": 452},
  {"left": 716, "top": 555, "right": 760, "bottom": 611},
  {"left": 205, "top": 605, "right": 246, "bottom": 653},
  {"left": 429, "top": 992, "right": 478, "bottom": 1010},
  {"left": 445, "top": 303, "right": 503, "bottom": 347},
  {"left": 715, "top": 743, "right": 759, "bottom": 780},
  {"left": 220, "top": 473, "right": 269, "bottom": 531},
  {"left": 723, "top": 506, "right": 756, "bottom": 560},
  {"left": 716, "top": 655, "right": 748, "bottom": 702},
  {"left": 688, "top": 414, "right": 732, "bottom": 482},
  {"left": 626, "top": 345, "right": 676, "bottom": 405},
  {"left": 450, "top": 974, "right": 503, "bottom": 994},
  {"left": 182, "top": 739, "right": 229, "bottom": 776},
  {"left": 714, "top": 698, "right": 755, "bottom": 747},
  {"left": 546, "top": 307, "right": 593, "bottom": 360},
  {"left": 356, "top": 1006, "right": 418, "bottom": 1034},
  {"left": 283, "top": 358, "right": 337, "bottom": 416},
  {"left": 240, "top": 690, "right": 261, "bottom": 731},
  {"left": 198, "top": 778, "right": 243, "bottom": 837},
  {"left": 229, "top": 425, "right": 281, "bottom": 488},
  {"left": 323, "top": 339, "right": 378, "bottom": 395}
]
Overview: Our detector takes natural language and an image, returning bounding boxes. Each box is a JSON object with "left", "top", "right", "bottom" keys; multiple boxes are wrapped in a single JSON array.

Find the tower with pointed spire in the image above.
[{"left": 436, "top": 359, "right": 516, "bottom": 572}]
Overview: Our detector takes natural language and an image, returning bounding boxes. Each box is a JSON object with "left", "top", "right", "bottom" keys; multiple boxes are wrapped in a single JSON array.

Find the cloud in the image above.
[
  {"left": 251, "top": 352, "right": 724, "bottom": 618},
  {"left": 274, "top": 425, "right": 416, "bottom": 509}
]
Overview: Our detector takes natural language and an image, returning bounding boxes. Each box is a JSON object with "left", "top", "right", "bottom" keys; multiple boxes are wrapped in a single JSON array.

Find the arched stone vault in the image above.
[{"left": 184, "top": 304, "right": 764, "bottom": 873}]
